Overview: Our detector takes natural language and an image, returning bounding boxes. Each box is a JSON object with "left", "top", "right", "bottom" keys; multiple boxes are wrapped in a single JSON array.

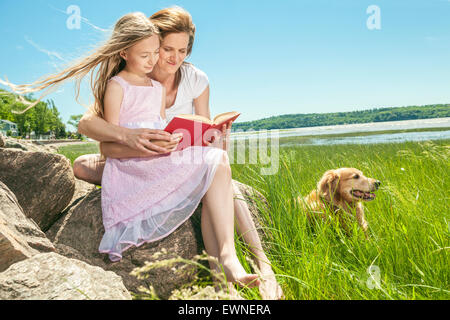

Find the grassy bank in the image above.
[
  {"left": 57, "top": 138, "right": 450, "bottom": 299},
  {"left": 231, "top": 139, "right": 449, "bottom": 299},
  {"left": 57, "top": 142, "right": 99, "bottom": 165}
]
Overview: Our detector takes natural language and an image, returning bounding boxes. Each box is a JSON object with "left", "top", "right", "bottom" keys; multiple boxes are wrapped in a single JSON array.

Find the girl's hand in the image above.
[
  {"left": 151, "top": 133, "right": 183, "bottom": 153},
  {"left": 123, "top": 128, "right": 175, "bottom": 154}
]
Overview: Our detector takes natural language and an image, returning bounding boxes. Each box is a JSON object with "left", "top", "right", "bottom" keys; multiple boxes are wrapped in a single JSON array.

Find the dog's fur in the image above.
[{"left": 297, "top": 168, "right": 380, "bottom": 237}]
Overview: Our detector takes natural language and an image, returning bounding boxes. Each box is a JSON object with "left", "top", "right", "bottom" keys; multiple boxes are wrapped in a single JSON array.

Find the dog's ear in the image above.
[{"left": 317, "top": 170, "right": 340, "bottom": 202}]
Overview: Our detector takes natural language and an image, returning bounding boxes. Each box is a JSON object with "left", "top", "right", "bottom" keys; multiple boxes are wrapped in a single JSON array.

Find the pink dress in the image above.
[{"left": 99, "top": 75, "right": 227, "bottom": 262}]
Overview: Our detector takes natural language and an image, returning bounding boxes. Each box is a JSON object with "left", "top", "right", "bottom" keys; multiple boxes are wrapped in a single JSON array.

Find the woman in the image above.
[{"left": 75, "top": 6, "right": 283, "bottom": 299}]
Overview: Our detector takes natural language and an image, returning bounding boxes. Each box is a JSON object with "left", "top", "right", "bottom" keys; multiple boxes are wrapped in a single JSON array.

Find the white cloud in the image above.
[{"left": 24, "top": 36, "right": 67, "bottom": 62}]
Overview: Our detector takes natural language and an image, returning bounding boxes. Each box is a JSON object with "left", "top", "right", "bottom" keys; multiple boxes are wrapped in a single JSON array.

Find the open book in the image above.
[{"left": 164, "top": 111, "right": 240, "bottom": 151}]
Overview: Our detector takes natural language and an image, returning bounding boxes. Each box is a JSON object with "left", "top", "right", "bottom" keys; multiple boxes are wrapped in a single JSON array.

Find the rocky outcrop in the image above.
[
  {"left": 46, "top": 180, "right": 267, "bottom": 299},
  {"left": 0, "top": 148, "right": 75, "bottom": 231},
  {"left": 46, "top": 188, "right": 205, "bottom": 299},
  {"left": 0, "top": 136, "right": 57, "bottom": 153},
  {"left": 0, "top": 252, "right": 131, "bottom": 300},
  {"left": 0, "top": 181, "right": 55, "bottom": 272},
  {"left": 0, "top": 142, "right": 270, "bottom": 300}
]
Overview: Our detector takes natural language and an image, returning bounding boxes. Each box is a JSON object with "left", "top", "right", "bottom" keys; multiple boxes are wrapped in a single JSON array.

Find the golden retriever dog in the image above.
[{"left": 297, "top": 168, "right": 380, "bottom": 238}]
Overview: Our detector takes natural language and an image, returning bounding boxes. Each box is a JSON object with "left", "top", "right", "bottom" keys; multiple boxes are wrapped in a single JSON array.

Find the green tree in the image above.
[{"left": 67, "top": 114, "right": 83, "bottom": 130}]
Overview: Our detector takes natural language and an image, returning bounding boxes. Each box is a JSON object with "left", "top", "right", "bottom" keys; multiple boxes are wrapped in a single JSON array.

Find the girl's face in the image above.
[
  {"left": 157, "top": 32, "right": 189, "bottom": 74},
  {"left": 121, "top": 35, "right": 160, "bottom": 75}
]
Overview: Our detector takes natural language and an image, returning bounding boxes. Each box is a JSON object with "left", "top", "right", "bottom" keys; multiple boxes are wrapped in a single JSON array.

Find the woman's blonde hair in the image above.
[
  {"left": 150, "top": 6, "right": 196, "bottom": 87},
  {"left": 3, "top": 12, "right": 158, "bottom": 118}
]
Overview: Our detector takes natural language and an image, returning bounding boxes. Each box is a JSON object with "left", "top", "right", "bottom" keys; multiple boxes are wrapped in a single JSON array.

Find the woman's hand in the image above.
[{"left": 204, "top": 121, "right": 232, "bottom": 151}]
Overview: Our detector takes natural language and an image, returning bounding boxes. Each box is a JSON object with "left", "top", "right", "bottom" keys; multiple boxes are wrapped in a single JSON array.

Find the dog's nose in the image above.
[{"left": 375, "top": 180, "right": 381, "bottom": 189}]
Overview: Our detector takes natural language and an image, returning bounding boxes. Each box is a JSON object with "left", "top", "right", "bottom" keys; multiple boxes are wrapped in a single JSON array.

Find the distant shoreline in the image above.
[
  {"left": 232, "top": 105, "right": 450, "bottom": 131},
  {"left": 278, "top": 126, "right": 450, "bottom": 140}
]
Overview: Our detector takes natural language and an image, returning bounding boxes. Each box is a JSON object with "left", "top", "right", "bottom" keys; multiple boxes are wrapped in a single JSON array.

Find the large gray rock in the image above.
[
  {"left": 0, "top": 181, "right": 55, "bottom": 272},
  {"left": 68, "top": 178, "right": 96, "bottom": 209},
  {"left": 46, "top": 188, "right": 201, "bottom": 299},
  {"left": 0, "top": 137, "right": 56, "bottom": 153},
  {"left": 0, "top": 252, "right": 131, "bottom": 300},
  {"left": 0, "top": 148, "right": 75, "bottom": 231},
  {"left": 46, "top": 180, "right": 268, "bottom": 299}
]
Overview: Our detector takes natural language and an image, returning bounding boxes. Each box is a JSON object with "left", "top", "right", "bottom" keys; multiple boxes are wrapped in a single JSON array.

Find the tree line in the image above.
[
  {"left": 0, "top": 89, "right": 79, "bottom": 139},
  {"left": 2, "top": 87, "right": 449, "bottom": 137},
  {"left": 232, "top": 104, "right": 450, "bottom": 131}
]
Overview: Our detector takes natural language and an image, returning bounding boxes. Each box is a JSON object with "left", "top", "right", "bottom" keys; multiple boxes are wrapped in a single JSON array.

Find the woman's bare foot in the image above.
[
  {"left": 258, "top": 265, "right": 284, "bottom": 300},
  {"left": 212, "top": 281, "right": 244, "bottom": 300},
  {"left": 220, "top": 255, "right": 260, "bottom": 288}
]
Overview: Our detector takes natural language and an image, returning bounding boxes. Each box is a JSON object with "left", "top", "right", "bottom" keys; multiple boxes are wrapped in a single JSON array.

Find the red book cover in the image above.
[{"left": 164, "top": 112, "right": 240, "bottom": 151}]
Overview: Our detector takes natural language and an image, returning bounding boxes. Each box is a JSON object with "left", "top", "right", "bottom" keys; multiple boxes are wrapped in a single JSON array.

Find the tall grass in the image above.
[
  {"left": 57, "top": 139, "right": 449, "bottom": 299},
  {"left": 231, "top": 139, "right": 449, "bottom": 299}
]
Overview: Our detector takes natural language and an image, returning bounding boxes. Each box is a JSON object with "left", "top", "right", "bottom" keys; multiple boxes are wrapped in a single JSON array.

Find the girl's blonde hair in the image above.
[
  {"left": 3, "top": 12, "right": 158, "bottom": 118},
  {"left": 150, "top": 6, "right": 196, "bottom": 88}
]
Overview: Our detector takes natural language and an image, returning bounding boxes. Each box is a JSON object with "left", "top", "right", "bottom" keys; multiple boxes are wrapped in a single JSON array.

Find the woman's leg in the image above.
[
  {"left": 232, "top": 182, "right": 284, "bottom": 299},
  {"left": 72, "top": 154, "right": 105, "bottom": 185},
  {"left": 232, "top": 182, "right": 269, "bottom": 267},
  {"left": 201, "top": 153, "right": 260, "bottom": 288}
]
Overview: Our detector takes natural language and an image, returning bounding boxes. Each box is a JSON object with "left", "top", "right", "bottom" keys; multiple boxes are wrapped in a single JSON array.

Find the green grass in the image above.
[
  {"left": 231, "top": 139, "right": 450, "bottom": 299},
  {"left": 57, "top": 142, "right": 100, "bottom": 165},
  {"left": 57, "top": 138, "right": 450, "bottom": 299}
]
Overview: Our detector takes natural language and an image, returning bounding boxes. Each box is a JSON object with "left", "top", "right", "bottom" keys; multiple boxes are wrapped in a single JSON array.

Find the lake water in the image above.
[
  {"left": 230, "top": 117, "right": 450, "bottom": 145},
  {"left": 297, "top": 129, "right": 450, "bottom": 146}
]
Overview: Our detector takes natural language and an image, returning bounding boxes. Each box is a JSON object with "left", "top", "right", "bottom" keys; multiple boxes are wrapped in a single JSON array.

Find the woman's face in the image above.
[{"left": 157, "top": 32, "right": 189, "bottom": 74}]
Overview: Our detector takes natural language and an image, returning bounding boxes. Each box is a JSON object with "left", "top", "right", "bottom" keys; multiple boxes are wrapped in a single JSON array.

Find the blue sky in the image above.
[{"left": 1, "top": 0, "right": 450, "bottom": 130}]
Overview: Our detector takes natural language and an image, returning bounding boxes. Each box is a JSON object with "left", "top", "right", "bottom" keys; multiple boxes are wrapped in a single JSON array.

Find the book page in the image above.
[
  {"left": 213, "top": 111, "right": 240, "bottom": 125},
  {"left": 174, "top": 114, "right": 213, "bottom": 124}
]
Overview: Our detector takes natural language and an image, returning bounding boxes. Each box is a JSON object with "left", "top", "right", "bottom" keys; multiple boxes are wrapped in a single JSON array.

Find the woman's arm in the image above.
[
  {"left": 193, "top": 86, "right": 232, "bottom": 150},
  {"left": 78, "top": 106, "right": 174, "bottom": 154},
  {"left": 78, "top": 108, "right": 128, "bottom": 142},
  {"left": 160, "top": 86, "right": 167, "bottom": 120},
  {"left": 193, "top": 85, "right": 211, "bottom": 119},
  {"left": 101, "top": 138, "right": 180, "bottom": 159},
  {"left": 99, "top": 82, "right": 180, "bottom": 159}
]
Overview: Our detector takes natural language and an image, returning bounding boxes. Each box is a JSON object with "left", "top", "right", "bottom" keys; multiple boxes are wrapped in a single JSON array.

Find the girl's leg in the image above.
[
  {"left": 201, "top": 153, "right": 260, "bottom": 288},
  {"left": 72, "top": 154, "right": 104, "bottom": 185}
]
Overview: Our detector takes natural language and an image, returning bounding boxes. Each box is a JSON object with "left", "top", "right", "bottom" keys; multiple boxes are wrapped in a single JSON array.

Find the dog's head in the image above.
[{"left": 317, "top": 168, "right": 380, "bottom": 205}]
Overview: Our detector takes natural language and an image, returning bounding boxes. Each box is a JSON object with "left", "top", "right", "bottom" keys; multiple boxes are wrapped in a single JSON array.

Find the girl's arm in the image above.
[{"left": 103, "top": 80, "right": 123, "bottom": 126}]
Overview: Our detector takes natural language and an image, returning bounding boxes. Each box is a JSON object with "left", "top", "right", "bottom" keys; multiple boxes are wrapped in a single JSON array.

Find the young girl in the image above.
[{"left": 5, "top": 12, "right": 259, "bottom": 288}]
